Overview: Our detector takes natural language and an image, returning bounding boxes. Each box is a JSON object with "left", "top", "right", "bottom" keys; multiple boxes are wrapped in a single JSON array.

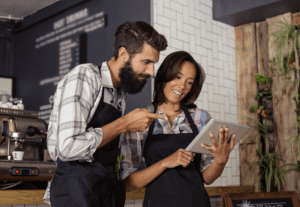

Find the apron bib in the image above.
[
  {"left": 143, "top": 108, "right": 211, "bottom": 207},
  {"left": 50, "top": 67, "right": 126, "bottom": 207}
]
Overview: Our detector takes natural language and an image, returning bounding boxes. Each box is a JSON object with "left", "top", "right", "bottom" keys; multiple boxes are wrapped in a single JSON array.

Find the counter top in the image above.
[{"left": 0, "top": 186, "right": 254, "bottom": 205}]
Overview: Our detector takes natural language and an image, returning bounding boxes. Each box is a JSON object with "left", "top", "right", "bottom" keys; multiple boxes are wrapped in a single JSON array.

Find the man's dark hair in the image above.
[
  {"left": 113, "top": 21, "right": 168, "bottom": 59},
  {"left": 153, "top": 51, "right": 206, "bottom": 110}
]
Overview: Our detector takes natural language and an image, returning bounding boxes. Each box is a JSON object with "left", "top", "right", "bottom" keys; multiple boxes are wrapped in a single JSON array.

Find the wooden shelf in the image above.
[{"left": 0, "top": 186, "right": 254, "bottom": 205}]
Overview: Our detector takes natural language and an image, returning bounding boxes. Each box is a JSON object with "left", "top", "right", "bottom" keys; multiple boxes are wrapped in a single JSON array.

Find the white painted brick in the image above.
[
  {"left": 213, "top": 77, "right": 219, "bottom": 94},
  {"left": 228, "top": 26, "right": 234, "bottom": 39},
  {"left": 189, "top": 17, "right": 201, "bottom": 28},
  {"left": 195, "top": 10, "right": 206, "bottom": 21},
  {"left": 183, "top": 23, "right": 195, "bottom": 35},
  {"left": 218, "top": 52, "right": 228, "bottom": 62},
  {"left": 125, "top": 200, "right": 135, "bottom": 204},
  {"left": 214, "top": 112, "right": 220, "bottom": 119},
  {"left": 157, "top": 15, "right": 170, "bottom": 27},
  {"left": 223, "top": 45, "right": 232, "bottom": 55},
  {"left": 208, "top": 102, "right": 220, "bottom": 112},
  {"left": 201, "top": 56, "right": 208, "bottom": 73},
  {"left": 163, "top": 8, "right": 176, "bottom": 20},
  {"left": 177, "top": 30, "right": 189, "bottom": 42},
  {"left": 229, "top": 89, "right": 235, "bottom": 106},
  {"left": 228, "top": 55, "right": 234, "bottom": 72},
  {"left": 232, "top": 158, "right": 237, "bottom": 176},
  {"left": 205, "top": 75, "right": 213, "bottom": 86},
  {"left": 135, "top": 199, "right": 144, "bottom": 207},
  {"left": 212, "top": 59, "right": 223, "bottom": 69},
  {"left": 222, "top": 177, "right": 227, "bottom": 186},
  {"left": 202, "top": 83, "right": 208, "bottom": 92},
  {"left": 201, "top": 38, "right": 212, "bottom": 49},
  {"left": 229, "top": 149, "right": 236, "bottom": 159},
  {"left": 202, "top": 92, "right": 208, "bottom": 110},
  {"left": 196, "top": 100, "right": 203, "bottom": 108},
  {"left": 225, "top": 97, "right": 230, "bottom": 113},
  {"left": 190, "top": 53, "right": 201, "bottom": 63},
  {"left": 199, "top": 92, "right": 203, "bottom": 100},
  {"left": 232, "top": 176, "right": 240, "bottom": 185},
  {"left": 196, "top": 45, "right": 206, "bottom": 56},
  {"left": 208, "top": 84, "right": 214, "bottom": 102},
  {"left": 212, "top": 42, "right": 218, "bottom": 58},
  {"left": 218, "top": 70, "right": 224, "bottom": 86},
  {"left": 183, "top": 6, "right": 189, "bottom": 23},
  {"left": 184, "top": 42, "right": 190, "bottom": 52},
  {"left": 164, "top": 26, "right": 171, "bottom": 45},
  {"left": 157, "top": 0, "right": 163, "bottom": 15},
  {"left": 200, "top": 3, "right": 212, "bottom": 16},
  {"left": 154, "top": 24, "right": 164, "bottom": 35},
  {"left": 223, "top": 62, "right": 229, "bottom": 78},
  {"left": 227, "top": 167, "right": 232, "bottom": 180},
  {"left": 206, "top": 31, "right": 217, "bottom": 42},
  {"left": 154, "top": 0, "right": 157, "bottom": 5},
  {"left": 190, "top": 35, "right": 196, "bottom": 53},
  {"left": 226, "top": 158, "right": 232, "bottom": 167},
  {"left": 229, "top": 71, "right": 236, "bottom": 80},
  {"left": 217, "top": 35, "right": 223, "bottom": 52},
  {"left": 221, "top": 167, "right": 227, "bottom": 176},
  {"left": 164, "top": 46, "right": 177, "bottom": 57},
  {"left": 171, "top": 37, "right": 183, "bottom": 49},
  {"left": 224, "top": 79, "right": 233, "bottom": 88},
  {"left": 195, "top": 0, "right": 200, "bottom": 10},
  {"left": 212, "top": 177, "right": 222, "bottom": 186},
  {"left": 217, "top": 21, "right": 228, "bottom": 29},
  {"left": 207, "top": 49, "right": 212, "bottom": 66},
  {"left": 176, "top": 13, "right": 183, "bottom": 31},
  {"left": 209, "top": 111, "right": 215, "bottom": 118},
  {"left": 207, "top": 66, "right": 218, "bottom": 77},
  {"left": 222, "top": 28, "right": 228, "bottom": 45},
  {"left": 170, "top": 1, "right": 183, "bottom": 13},
  {"left": 225, "top": 113, "right": 237, "bottom": 123},
  {"left": 220, "top": 104, "right": 225, "bottom": 120},
  {"left": 212, "top": 25, "right": 222, "bottom": 34},
  {"left": 189, "top": 0, "right": 195, "bottom": 17},
  {"left": 214, "top": 94, "right": 224, "bottom": 104},
  {"left": 153, "top": 6, "right": 157, "bottom": 23},
  {"left": 164, "top": 0, "right": 170, "bottom": 8},
  {"left": 206, "top": 0, "right": 213, "bottom": 7},
  {"left": 170, "top": 20, "right": 177, "bottom": 38},
  {"left": 195, "top": 28, "right": 201, "bottom": 45},
  {"left": 219, "top": 86, "right": 229, "bottom": 96},
  {"left": 200, "top": 21, "right": 206, "bottom": 38},
  {"left": 177, "top": 0, "right": 189, "bottom": 6},
  {"left": 126, "top": 203, "right": 135, "bottom": 207}
]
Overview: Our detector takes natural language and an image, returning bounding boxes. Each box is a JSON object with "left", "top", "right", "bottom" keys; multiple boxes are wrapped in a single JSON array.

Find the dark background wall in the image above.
[{"left": 8, "top": 0, "right": 151, "bottom": 123}]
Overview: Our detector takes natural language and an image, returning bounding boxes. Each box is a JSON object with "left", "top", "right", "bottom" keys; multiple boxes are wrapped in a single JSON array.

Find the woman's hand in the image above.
[
  {"left": 161, "top": 148, "right": 195, "bottom": 168},
  {"left": 201, "top": 128, "right": 235, "bottom": 166}
]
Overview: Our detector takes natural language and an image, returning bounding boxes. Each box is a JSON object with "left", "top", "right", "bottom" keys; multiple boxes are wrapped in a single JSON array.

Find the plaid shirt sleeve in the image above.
[{"left": 47, "top": 64, "right": 103, "bottom": 162}]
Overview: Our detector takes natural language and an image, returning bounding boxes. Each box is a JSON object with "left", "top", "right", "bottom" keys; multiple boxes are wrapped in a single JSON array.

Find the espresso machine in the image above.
[{"left": 0, "top": 107, "right": 56, "bottom": 182}]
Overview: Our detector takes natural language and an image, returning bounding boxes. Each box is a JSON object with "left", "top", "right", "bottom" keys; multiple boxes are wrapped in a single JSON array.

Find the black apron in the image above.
[
  {"left": 50, "top": 67, "right": 126, "bottom": 207},
  {"left": 143, "top": 108, "right": 211, "bottom": 207}
]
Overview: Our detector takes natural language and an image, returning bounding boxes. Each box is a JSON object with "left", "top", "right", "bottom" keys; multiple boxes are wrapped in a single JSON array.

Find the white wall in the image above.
[{"left": 151, "top": 0, "right": 239, "bottom": 188}]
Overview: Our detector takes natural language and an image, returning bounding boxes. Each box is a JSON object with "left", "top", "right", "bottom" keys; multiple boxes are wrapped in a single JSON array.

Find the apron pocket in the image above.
[{"left": 67, "top": 173, "right": 112, "bottom": 207}]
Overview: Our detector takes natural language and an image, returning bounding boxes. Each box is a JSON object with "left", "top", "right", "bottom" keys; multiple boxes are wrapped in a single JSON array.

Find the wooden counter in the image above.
[{"left": 0, "top": 186, "right": 254, "bottom": 205}]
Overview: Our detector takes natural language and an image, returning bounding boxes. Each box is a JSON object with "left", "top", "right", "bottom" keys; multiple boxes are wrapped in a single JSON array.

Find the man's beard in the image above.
[{"left": 119, "top": 60, "right": 150, "bottom": 94}]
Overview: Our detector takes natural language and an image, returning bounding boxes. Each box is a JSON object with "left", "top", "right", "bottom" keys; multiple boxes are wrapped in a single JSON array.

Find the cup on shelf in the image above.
[
  {"left": 1, "top": 103, "right": 8, "bottom": 108},
  {"left": 12, "top": 151, "right": 24, "bottom": 161},
  {"left": 17, "top": 103, "right": 24, "bottom": 110},
  {"left": 6, "top": 102, "right": 13, "bottom": 108},
  {"left": 11, "top": 105, "right": 19, "bottom": 110}
]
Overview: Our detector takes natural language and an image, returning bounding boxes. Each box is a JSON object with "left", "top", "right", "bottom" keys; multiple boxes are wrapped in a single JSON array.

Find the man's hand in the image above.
[
  {"left": 200, "top": 128, "right": 235, "bottom": 166},
  {"left": 123, "top": 108, "right": 167, "bottom": 132},
  {"left": 161, "top": 148, "right": 195, "bottom": 169}
]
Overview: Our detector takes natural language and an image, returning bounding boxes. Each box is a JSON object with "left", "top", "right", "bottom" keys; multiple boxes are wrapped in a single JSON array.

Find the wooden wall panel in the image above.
[
  {"left": 235, "top": 22, "right": 260, "bottom": 192},
  {"left": 267, "top": 13, "right": 300, "bottom": 198}
]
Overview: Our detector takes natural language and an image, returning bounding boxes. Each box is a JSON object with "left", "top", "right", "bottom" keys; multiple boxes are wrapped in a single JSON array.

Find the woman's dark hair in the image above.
[
  {"left": 113, "top": 21, "right": 168, "bottom": 59},
  {"left": 153, "top": 51, "right": 206, "bottom": 110}
]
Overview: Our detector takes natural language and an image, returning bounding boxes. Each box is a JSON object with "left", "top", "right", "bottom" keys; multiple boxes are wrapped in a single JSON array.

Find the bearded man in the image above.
[{"left": 43, "top": 21, "right": 168, "bottom": 207}]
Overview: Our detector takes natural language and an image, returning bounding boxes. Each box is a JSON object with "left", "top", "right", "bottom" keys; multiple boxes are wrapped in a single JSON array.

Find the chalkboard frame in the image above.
[{"left": 223, "top": 191, "right": 299, "bottom": 207}]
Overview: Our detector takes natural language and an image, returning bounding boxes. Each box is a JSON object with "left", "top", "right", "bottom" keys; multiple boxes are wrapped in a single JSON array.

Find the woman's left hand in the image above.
[{"left": 201, "top": 128, "right": 235, "bottom": 165}]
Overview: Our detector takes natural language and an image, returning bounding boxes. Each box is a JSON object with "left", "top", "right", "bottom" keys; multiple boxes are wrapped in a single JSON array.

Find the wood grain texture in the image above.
[
  {"left": 256, "top": 21, "right": 271, "bottom": 90},
  {"left": 235, "top": 22, "right": 260, "bottom": 144},
  {"left": 266, "top": 12, "right": 293, "bottom": 61}
]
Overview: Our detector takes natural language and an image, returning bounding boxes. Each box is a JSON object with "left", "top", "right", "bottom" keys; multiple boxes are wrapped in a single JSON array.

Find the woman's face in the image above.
[{"left": 163, "top": 61, "right": 197, "bottom": 105}]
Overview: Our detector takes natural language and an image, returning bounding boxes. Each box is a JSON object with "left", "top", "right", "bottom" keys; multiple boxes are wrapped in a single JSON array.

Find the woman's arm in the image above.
[
  {"left": 201, "top": 128, "right": 235, "bottom": 184},
  {"left": 125, "top": 148, "right": 195, "bottom": 191}
]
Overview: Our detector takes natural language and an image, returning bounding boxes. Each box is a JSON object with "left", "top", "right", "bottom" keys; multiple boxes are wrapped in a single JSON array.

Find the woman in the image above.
[{"left": 120, "top": 51, "right": 235, "bottom": 207}]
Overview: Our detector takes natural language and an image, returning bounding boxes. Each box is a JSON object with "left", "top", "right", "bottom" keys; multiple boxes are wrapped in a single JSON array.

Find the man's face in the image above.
[{"left": 119, "top": 43, "right": 160, "bottom": 94}]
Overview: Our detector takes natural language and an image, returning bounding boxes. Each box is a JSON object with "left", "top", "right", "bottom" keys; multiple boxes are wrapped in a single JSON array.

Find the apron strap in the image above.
[{"left": 183, "top": 108, "right": 198, "bottom": 135}]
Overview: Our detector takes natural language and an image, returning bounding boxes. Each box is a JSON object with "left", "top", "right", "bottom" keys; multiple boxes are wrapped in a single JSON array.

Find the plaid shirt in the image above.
[
  {"left": 120, "top": 104, "right": 214, "bottom": 180},
  {"left": 43, "top": 62, "right": 125, "bottom": 205}
]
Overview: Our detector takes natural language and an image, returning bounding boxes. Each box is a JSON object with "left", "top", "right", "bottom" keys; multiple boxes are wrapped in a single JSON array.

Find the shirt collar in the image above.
[{"left": 100, "top": 61, "right": 125, "bottom": 96}]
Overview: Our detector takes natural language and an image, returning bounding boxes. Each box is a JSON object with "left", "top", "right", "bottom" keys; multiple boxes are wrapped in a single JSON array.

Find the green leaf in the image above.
[{"left": 255, "top": 74, "right": 271, "bottom": 84}]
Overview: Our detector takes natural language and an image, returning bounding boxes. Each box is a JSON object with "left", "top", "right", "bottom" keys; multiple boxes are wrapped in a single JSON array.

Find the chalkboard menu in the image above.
[
  {"left": 12, "top": 0, "right": 151, "bottom": 124},
  {"left": 222, "top": 191, "right": 300, "bottom": 207}
]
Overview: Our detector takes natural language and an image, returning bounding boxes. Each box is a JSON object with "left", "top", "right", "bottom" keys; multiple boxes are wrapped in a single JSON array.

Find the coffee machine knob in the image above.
[{"left": 27, "top": 126, "right": 39, "bottom": 136}]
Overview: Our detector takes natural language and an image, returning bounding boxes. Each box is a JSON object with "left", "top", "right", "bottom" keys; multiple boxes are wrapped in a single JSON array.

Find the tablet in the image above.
[{"left": 185, "top": 119, "right": 250, "bottom": 154}]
